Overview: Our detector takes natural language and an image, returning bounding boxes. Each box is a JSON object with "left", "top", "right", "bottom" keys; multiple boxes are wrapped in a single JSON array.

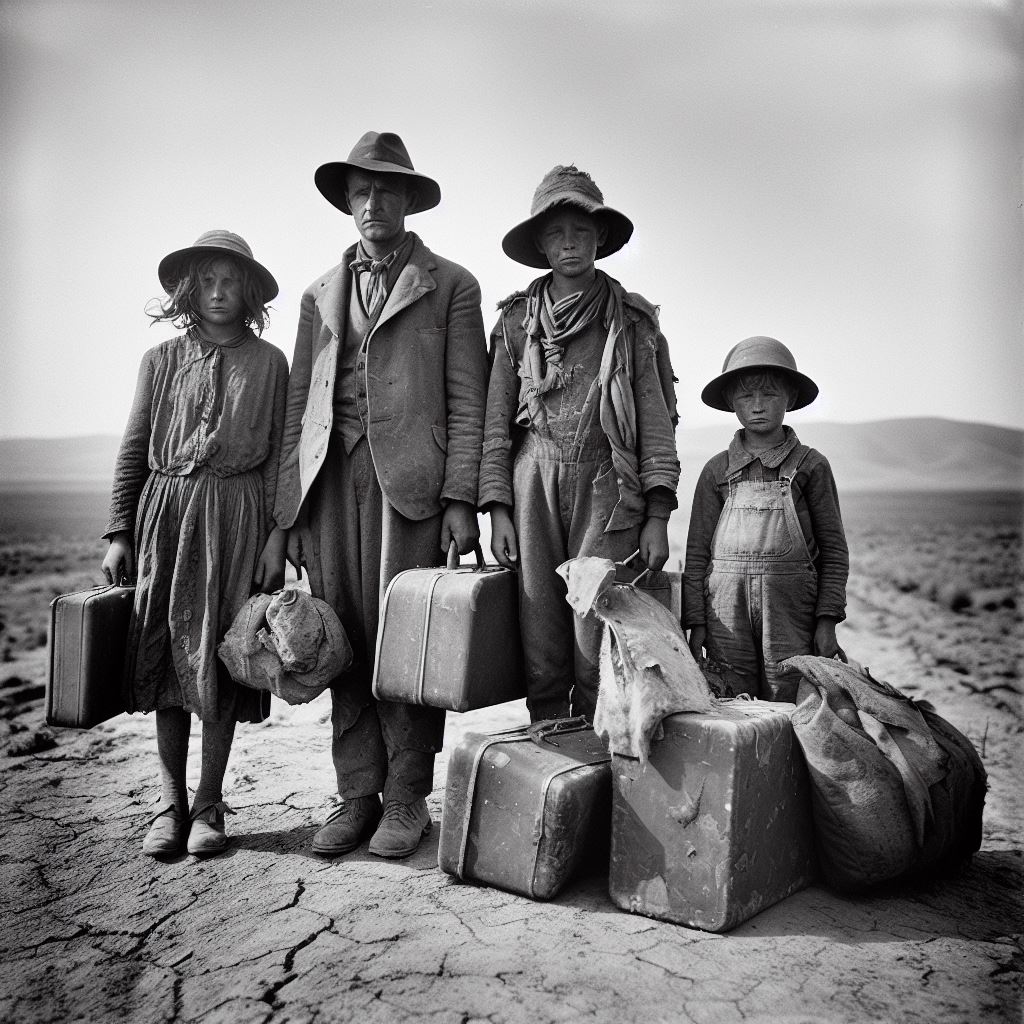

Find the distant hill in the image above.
[{"left": 0, "top": 418, "right": 1021, "bottom": 492}]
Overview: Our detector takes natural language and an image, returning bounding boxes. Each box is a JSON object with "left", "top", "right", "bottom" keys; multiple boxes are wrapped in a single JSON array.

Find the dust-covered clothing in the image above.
[
  {"left": 683, "top": 428, "right": 849, "bottom": 701},
  {"left": 479, "top": 272, "right": 679, "bottom": 720},
  {"left": 106, "top": 331, "right": 288, "bottom": 722}
]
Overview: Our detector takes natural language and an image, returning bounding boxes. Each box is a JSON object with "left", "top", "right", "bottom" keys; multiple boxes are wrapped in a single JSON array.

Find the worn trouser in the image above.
[
  {"left": 513, "top": 431, "right": 639, "bottom": 721},
  {"left": 304, "top": 434, "right": 445, "bottom": 804},
  {"left": 704, "top": 470, "right": 817, "bottom": 702}
]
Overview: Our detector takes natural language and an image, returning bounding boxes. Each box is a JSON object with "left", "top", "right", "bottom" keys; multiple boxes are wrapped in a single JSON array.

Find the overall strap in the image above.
[{"left": 779, "top": 443, "right": 812, "bottom": 482}]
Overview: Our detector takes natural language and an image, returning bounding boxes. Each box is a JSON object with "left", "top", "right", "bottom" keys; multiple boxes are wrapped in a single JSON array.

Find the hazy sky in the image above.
[{"left": 2, "top": 0, "right": 1021, "bottom": 440}]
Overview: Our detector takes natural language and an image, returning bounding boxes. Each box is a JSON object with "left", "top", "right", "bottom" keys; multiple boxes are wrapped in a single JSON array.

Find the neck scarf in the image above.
[
  {"left": 349, "top": 235, "right": 411, "bottom": 318},
  {"left": 520, "top": 272, "right": 609, "bottom": 397}
]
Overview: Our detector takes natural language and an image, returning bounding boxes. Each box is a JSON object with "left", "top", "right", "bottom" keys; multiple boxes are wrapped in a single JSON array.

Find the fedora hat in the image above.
[
  {"left": 502, "top": 165, "right": 634, "bottom": 269},
  {"left": 158, "top": 230, "right": 278, "bottom": 303},
  {"left": 701, "top": 336, "right": 819, "bottom": 411},
  {"left": 315, "top": 131, "right": 441, "bottom": 215}
]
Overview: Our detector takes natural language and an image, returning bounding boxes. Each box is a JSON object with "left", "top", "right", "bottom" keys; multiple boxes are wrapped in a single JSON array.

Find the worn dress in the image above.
[{"left": 106, "top": 330, "right": 289, "bottom": 722}]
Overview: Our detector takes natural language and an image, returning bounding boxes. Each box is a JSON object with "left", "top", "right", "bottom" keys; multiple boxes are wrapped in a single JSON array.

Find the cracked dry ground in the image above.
[{"left": 1, "top": 590, "right": 1021, "bottom": 1024}]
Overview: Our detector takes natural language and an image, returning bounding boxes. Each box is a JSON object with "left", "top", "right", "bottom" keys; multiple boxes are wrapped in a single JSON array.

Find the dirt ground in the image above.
[{"left": 1, "top": 576, "right": 1021, "bottom": 1024}]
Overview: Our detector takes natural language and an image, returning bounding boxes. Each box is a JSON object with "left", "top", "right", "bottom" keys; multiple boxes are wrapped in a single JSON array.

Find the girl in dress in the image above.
[{"left": 102, "top": 230, "right": 289, "bottom": 858}]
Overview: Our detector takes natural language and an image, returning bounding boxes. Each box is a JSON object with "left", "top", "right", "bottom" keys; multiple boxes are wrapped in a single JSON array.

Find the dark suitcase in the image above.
[
  {"left": 438, "top": 719, "right": 612, "bottom": 899},
  {"left": 610, "top": 699, "right": 816, "bottom": 932},
  {"left": 372, "top": 544, "right": 524, "bottom": 712},
  {"left": 47, "top": 584, "right": 133, "bottom": 728}
]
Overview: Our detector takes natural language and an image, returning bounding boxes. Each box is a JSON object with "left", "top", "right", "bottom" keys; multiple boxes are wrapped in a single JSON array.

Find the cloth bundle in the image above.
[
  {"left": 784, "top": 654, "right": 987, "bottom": 891},
  {"left": 219, "top": 588, "right": 352, "bottom": 705},
  {"left": 558, "top": 556, "right": 714, "bottom": 762}
]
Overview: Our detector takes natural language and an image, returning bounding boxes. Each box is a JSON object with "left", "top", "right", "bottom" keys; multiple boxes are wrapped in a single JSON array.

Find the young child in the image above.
[
  {"left": 102, "top": 230, "right": 289, "bottom": 858},
  {"left": 683, "top": 336, "right": 849, "bottom": 702},
  {"left": 479, "top": 166, "right": 680, "bottom": 722}
]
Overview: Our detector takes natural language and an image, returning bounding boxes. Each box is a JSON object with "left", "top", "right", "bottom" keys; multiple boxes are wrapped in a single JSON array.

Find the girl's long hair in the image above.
[{"left": 147, "top": 255, "right": 270, "bottom": 334}]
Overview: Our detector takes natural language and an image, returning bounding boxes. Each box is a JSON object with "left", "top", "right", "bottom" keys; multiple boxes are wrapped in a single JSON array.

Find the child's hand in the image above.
[
  {"left": 254, "top": 527, "right": 287, "bottom": 593},
  {"left": 489, "top": 505, "right": 518, "bottom": 569},
  {"left": 638, "top": 517, "right": 669, "bottom": 571},
  {"left": 102, "top": 532, "right": 134, "bottom": 584},
  {"left": 687, "top": 625, "right": 707, "bottom": 661},
  {"left": 813, "top": 617, "right": 847, "bottom": 662}
]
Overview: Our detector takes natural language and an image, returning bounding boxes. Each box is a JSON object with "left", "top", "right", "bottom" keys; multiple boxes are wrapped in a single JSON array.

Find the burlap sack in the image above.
[{"left": 785, "top": 655, "right": 986, "bottom": 891}]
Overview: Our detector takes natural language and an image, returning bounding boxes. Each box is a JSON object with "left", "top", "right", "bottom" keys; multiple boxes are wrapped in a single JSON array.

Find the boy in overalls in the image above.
[
  {"left": 479, "top": 165, "right": 680, "bottom": 722},
  {"left": 683, "top": 337, "right": 849, "bottom": 702}
]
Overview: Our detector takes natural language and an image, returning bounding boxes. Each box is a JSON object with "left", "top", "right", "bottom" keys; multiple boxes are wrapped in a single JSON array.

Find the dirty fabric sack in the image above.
[
  {"left": 558, "top": 556, "right": 714, "bottom": 762},
  {"left": 784, "top": 654, "right": 986, "bottom": 891},
  {"left": 219, "top": 588, "right": 352, "bottom": 705}
]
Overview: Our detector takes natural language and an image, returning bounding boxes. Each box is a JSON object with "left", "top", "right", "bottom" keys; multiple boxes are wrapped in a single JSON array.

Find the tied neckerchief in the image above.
[
  {"left": 518, "top": 272, "right": 610, "bottom": 414},
  {"left": 349, "top": 246, "right": 399, "bottom": 318}
]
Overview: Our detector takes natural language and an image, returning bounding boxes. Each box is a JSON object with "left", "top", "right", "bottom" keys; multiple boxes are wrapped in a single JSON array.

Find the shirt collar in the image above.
[{"left": 725, "top": 424, "right": 800, "bottom": 476}]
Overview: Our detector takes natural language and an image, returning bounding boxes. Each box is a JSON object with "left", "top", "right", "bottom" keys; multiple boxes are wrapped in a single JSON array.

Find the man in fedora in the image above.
[{"left": 275, "top": 131, "right": 487, "bottom": 858}]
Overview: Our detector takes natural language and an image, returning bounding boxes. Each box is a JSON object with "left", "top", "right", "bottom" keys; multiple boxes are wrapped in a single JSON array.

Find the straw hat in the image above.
[
  {"left": 502, "top": 165, "right": 634, "bottom": 268},
  {"left": 158, "top": 230, "right": 278, "bottom": 303},
  {"left": 314, "top": 131, "right": 441, "bottom": 215},
  {"left": 701, "top": 336, "right": 819, "bottom": 411}
]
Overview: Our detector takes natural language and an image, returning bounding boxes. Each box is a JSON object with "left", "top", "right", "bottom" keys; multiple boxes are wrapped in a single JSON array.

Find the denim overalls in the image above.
[
  {"left": 512, "top": 320, "right": 640, "bottom": 721},
  {"left": 704, "top": 445, "right": 817, "bottom": 702}
]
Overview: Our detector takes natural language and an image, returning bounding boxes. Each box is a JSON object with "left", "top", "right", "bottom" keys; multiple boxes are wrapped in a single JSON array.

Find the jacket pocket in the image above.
[{"left": 431, "top": 424, "right": 447, "bottom": 452}]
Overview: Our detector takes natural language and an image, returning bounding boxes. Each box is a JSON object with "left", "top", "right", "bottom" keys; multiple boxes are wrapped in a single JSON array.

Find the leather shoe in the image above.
[
  {"left": 312, "top": 795, "right": 382, "bottom": 856},
  {"left": 142, "top": 805, "right": 185, "bottom": 857},
  {"left": 187, "top": 801, "right": 235, "bottom": 856},
  {"left": 367, "top": 798, "right": 432, "bottom": 859}
]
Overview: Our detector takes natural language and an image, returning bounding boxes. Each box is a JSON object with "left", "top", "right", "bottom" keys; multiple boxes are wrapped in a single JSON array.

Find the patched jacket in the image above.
[{"left": 479, "top": 281, "right": 679, "bottom": 530}]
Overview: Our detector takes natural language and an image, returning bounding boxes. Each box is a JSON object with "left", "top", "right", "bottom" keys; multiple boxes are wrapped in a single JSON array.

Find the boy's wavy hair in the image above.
[{"left": 147, "top": 254, "right": 271, "bottom": 335}]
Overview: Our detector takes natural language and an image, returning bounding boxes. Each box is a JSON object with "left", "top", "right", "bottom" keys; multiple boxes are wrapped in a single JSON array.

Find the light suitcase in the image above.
[
  {"left": 372, "top": 544, "right": 524, "bottom": 712},
  {"left": 438, "top": 719, "right": 612, "bottom": 899},
  {"left": 609, "top": 699, "right": 816, "bottom": 932},
  {"left": 47, "top": 584, "right": 134, "bottom": 728}
]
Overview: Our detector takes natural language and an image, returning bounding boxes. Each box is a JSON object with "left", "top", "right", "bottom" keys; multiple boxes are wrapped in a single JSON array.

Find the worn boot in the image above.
[
  {"left": 312, "top": 795, "right": 382, "bottom": 856},
  {"left": 367, "top": 798, "right": 432, "bottom": 858}
]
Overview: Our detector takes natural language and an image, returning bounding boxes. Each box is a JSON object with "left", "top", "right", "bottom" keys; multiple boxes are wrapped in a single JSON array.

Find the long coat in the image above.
[{"left": 274, "top": 234, "right": 487, "bottom": 528}]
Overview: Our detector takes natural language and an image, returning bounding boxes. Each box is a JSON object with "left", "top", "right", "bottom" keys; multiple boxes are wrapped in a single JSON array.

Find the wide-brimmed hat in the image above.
[
  {"left": 502, "top": 165, "right": 634, "bottom": 269},
  {"left": 158, "top": 230, "right": 278, "bottom": 303},
  {"left": 701, "top": 336, "right": 819, "bottom": 411},
  {"left": 315, "top": 131, "right": 441, "bottom": 215}
]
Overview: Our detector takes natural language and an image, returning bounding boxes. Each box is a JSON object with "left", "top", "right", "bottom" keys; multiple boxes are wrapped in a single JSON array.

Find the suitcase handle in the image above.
[
  {"left": 527, "top": 716, "right": 592, "bottom": 746},
  {"left": 446, "top": 540, "right": 486, "bottom": 571}
]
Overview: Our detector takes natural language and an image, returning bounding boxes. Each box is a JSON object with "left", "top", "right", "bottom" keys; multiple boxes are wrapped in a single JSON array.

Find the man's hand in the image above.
[
  {"left": 488, "top": 504, "right": 518, "bottom": 569},
  {"left": 254, "top": 527, "right": 287, "bottom": 594},
  {"left": 638, "top": 516, "right": 669, "bottom": 572},
  {"left": 813, "top": 617, "right": 847, "bottom": 661},
  {"left": 101, "top": 532, "right": 134, "bottom": 585},
  {"left": 285, "top": 528, "right": 306, "bottom": 577},
  {"left": 440, "top": 500, "right": 480, "bottom": 556}
]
